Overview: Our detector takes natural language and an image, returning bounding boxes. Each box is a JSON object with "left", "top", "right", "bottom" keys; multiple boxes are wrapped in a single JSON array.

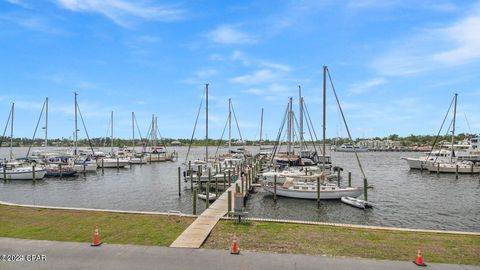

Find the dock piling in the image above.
[
  {"left": 3, "top": 166, "right": 6, "bottom": 182},
  {"left": 227, "top": 190, "right": 232, "bottom": 215},
  {"left": 348, "top": 172, "right": 351, "bottom": 187},
  {"left": 363, "top": 178, "right": 368, "bottom": 201},
  {"left": 337, "top": 169, "right": 340, "bottom": 187},
  {"left": 455, "top": 165, "right": 459, "bottom": 179},
  {"left": 223, "top": 172, "right": 226, "bottom": 190},
  {"left": 273, "top": 174, "right": 277, "bottom": 202},
  {"left": 193, "top": 189, "right": 197, "bottom": 215},
  {"left": 206, "top": 168, "right": 211, "bottom": 208},
  {"left": 178, "top": 167, "right": 181, "bottom": 197},
  {"left": 317, "top": 176, "right": 320, "bottom": 208},
  {"left": 32, "top": 164, "right": 36, "bottom": 182},
  {"left": 101, "top": 159, "right": 104, "bottom": 174}
]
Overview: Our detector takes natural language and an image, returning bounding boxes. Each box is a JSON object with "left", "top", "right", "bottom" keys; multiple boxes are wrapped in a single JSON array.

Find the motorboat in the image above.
[
  {"left": 198, "top": 192, "right": 217, "bottom": 201},
  {"left": 425, "top": 161, "right": 480, "bottom": 174},
  {"left": 341, "top": 196, "right": 373, "bottom": 209},
  {"left": 45, "top": 163, "right": 77, "bottom": 177},
  {"left": 334, "top": 143, "right": 369, "bottom": 152}
]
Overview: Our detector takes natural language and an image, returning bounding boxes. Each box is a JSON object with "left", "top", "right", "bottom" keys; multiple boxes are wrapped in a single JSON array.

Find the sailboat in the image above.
[
  {"left": 264, "top": 66, "right": 367, "bottom": 200},
  {"left": 0, "top": 103, "right": 47, "bottom": 180},
  {"left": 97, "top": 111, "right": 130, "bottom": 168},
  {"left": 423, "top": 94, "right": 480, "bottom": 174}
]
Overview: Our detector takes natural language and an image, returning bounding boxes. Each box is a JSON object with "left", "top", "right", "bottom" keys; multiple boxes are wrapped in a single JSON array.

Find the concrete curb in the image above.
[
  {"left": 222, "top": 217, "right": 480, "bottom": 236},
  {"left": 1, "top": 200, "right": 478, "bottom": 236},
  {"left": 0, "top": 200, "right": 197, "bottom": 218}
]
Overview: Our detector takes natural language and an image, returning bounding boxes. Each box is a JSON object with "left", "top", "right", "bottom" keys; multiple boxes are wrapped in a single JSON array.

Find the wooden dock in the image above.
[{"left": 170, "top": 178, "right": 245, "bottom": 248}]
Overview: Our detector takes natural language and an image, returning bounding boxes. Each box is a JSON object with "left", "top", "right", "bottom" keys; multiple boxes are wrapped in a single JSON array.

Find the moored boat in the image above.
[{"left": 341, "top": 196, "right": 373, "bottom": 209}]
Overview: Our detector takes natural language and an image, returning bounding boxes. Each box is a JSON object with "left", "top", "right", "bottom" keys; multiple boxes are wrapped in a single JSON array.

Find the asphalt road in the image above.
[{"left": 0, "top": 238, "right": 478, "bottom": 270}]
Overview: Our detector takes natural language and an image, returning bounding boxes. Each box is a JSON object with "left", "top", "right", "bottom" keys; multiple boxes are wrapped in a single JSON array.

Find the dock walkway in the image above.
[{"left": 170, "top": 178, "right": 244, "bottom": 248}]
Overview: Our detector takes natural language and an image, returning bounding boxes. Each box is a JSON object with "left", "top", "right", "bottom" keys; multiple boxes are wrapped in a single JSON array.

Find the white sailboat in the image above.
[
  {"left": 97, "top": 111, "right": 130, "bottom": 168},
  {"left": 0, "top": 103, "right": 47, "bottom": 180},
  {"left": 264, "top": 176, "right": 362, "bottom": 200}
]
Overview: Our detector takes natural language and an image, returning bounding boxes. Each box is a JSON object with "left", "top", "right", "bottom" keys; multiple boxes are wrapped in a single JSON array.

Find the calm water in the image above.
[{"left": 1, "top": 146, "right": 479, "bottom": 232}]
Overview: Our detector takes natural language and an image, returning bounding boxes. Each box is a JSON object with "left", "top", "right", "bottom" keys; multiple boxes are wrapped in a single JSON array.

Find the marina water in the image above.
[{"left": 1, "top": 146, "right": 479, "bottom": 232}]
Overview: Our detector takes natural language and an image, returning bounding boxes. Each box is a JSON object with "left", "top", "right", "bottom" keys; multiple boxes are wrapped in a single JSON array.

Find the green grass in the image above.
[
  {"left": 1, "top": 204, "right": 479, "bottom": 265},
  {"left": 0, "top": 205, "right": 193, "bottom": 246},
  {"left": 203, "top": 220, "right": 480, "bottom": 266}
]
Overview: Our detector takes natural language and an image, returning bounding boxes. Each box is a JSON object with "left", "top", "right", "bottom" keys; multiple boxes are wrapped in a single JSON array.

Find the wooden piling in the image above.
[
  {"left": 241, "top": 174, "right": 244, "bottom": 194},
  {"left": 192, "top": 189, "right": 197, "bottom": 215},
  {"left": 178, "top": 167, "right": 181, "bottom": 196},
  {"left": 3, "top": 166, "right": 6, "bottom": 182},
  {"left": 273, "top": 174, "right": 277, "bottom": 202},
  {"left": 101, "top": 159, "right": 104, "bottom": 174},
  {"left": 455, "top": 164, "right": 459, "bottom": 179},
  {"left": 227, "top": 190, "right": 232, "bottom": 215},
  {"left": 223, "top": 172, "right": 226, "bottom": 190},
  {"left": 348, "top": 172, "right": 352, "bottom": 187},
  {"left": 317, "top": 176, "right": 320, "bottom": 208},
  {"left": 206, "top": 168, "right": 211, "bottom": 208},
  {"left": 337, "top": 169, "right": 340, "bottom": 187},
  {"left": 215, "top": 176, "right": 218, "bottom": 196},
  {"left": 228, "top": 170, "right": 231, "bottom": 187},
  {"left": 363, "top": 178, "right": 368, "bottom": 201},
  {"left": 117, "top": 157, "right": 119, "bottom": 169},
  {"left": 83, "top": 163, "right": 86, "bottom": 176},
  {"left": 437, "top": 163, "right": 440, "bottom": 175},
  {"left": 32, "top": 164, "right": 36, "bottom": 182}
]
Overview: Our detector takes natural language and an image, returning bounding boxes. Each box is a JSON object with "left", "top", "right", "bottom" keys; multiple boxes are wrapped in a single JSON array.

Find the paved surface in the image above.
[
  {"left": 170, "top": 177, "right": 245, "bottom": 248},
  {"left": 1, "top": 238, "right": 478, "bottom": 270}
]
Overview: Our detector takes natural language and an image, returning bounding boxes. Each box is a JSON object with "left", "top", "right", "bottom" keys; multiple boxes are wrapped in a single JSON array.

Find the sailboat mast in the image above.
[
  {"left": 451, "top": 93, "right": 458, "bottom": 162},
  {"left": 259, "top": 108, "right": 264, "bottom": 151},
  {"left": 45, "top": 97, "right": 48, "bottom": 148},
  {"left": 287, "top": 97, "right": 293, "bottom": 155},
  {"left": 132, "top": 112, "right": 135, "bottom": 151},
  {"left": 322, "top": 65, "right": 327, "bottom": 170},
  {"left": 228, "top": 98, "right": 231, "bottom": 152},
  {"left": 299, "top": 85, "right": 303, "bottom": 153},
  {"left": 9, "top": 103, "right": 14, "bottom": 160},
  {"left": 155, "top": 116, "right": 158, "bottom": 146},
  {"left": 205, "top": 83, "right": 209, "bottom": 162},
  {"left": 74, "top": 92, "right": 78, "bottom": 156},
  {"left": 111, "top": 111, "right": 114, "bottom": 155}
]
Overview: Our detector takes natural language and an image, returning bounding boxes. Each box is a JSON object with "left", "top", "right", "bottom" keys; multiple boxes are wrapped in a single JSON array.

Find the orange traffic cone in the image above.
[
  {"left": 230, "top": 235, "right": 239, "bottom": 254},
  {"left": 413, "top": 244, "right": 426, "bottom": 266},
  {"left": 91, "top": 225, "right": 102, "bottom": 247}
]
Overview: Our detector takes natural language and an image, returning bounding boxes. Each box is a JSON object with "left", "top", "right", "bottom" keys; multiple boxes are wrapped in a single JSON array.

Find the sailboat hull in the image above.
[{"left": 264, "top": 186, "right": 362, "bottom": 200}]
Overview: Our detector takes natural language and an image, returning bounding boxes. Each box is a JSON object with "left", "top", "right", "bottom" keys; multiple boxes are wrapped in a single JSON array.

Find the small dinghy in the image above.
[
  {"left": 341, "top": 196, "right": 373, "bottom": 209},
  {"left": 198, "top": 192, "right": 217, "bottom": 201}
]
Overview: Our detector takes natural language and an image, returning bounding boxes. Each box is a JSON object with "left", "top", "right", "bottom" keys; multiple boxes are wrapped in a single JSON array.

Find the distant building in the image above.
[{"left": 171, "top": 140, "right": 182, "bottom": 146}]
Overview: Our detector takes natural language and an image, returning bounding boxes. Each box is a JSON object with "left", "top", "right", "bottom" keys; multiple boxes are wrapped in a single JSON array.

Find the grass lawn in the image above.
[
  {"left": 0, "top": 205, "right": 193, "bottom": 246},
  {"left": 1, "top": 204, "right": 479, "bottom": 265},
  {"left": 203, "top": 220, "right": 480, "bottom": 266}
]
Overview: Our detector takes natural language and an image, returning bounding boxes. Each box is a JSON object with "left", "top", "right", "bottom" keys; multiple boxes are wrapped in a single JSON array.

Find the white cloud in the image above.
[
  {"left": 230, "top": 69, "right": 276, "bottom": 84},
  {"left": 372, "top": 14, "right": 480, "bottom": 76},
  {"left": 348, "top": 78, "right": 387, "bottom": 94},
  {"left": 207, "top": 25, "right": 256, "bottom": 44},
  {"left": 54, "top": 0, "right": 185, "bottom": 27}
]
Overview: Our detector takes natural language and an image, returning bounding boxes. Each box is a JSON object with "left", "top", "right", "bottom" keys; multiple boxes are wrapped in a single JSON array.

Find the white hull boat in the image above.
[
  {"left": 341, "top": 196, "right": 372, "bottom": 209},
  {"left": 426, "top": 162, "right": 480, "bottom": 174},
  {"left": 264, "top": 180, "right": 361, "bottom": 200},
  {"left": 0, "top": 166, "right": 47, "bottom": 180},
  {"left": 129, "top": 157, "right": 148, "bottom": 164},
  {"left": 198, "top": 192, "right": 217, "bottom": 201},
  {"left": 96, "top": 158, "right": 130, "bottom": 168},
  {"left": 73, "top": 163, "right": 98, "bottom": 172}
]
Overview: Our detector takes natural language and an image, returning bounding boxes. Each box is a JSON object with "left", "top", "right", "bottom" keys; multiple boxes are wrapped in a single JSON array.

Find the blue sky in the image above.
[{"left": 0, "top": 0, "right": 479, "bottom": 141}]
